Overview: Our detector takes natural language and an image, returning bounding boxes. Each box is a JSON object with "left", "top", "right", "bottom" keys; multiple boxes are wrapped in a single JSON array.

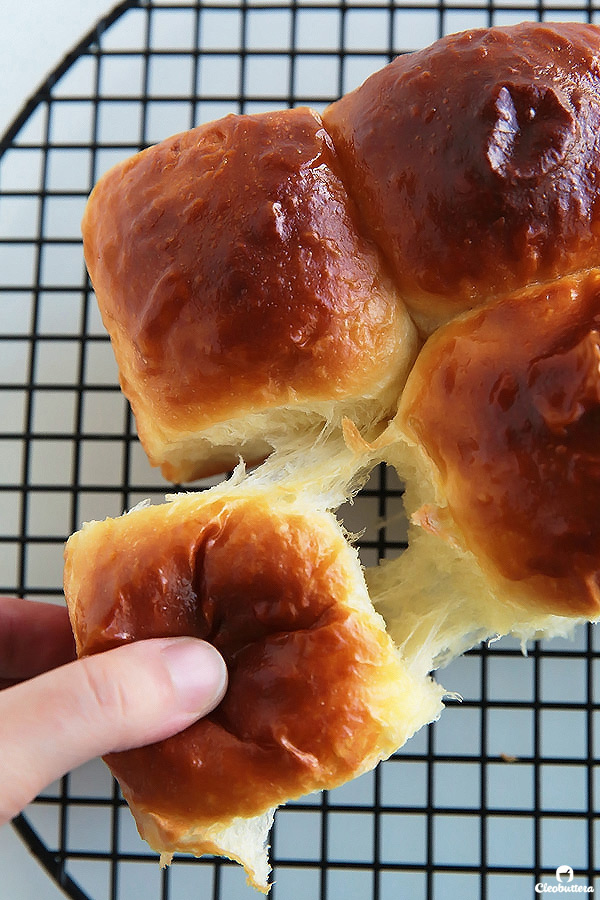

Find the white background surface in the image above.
[
  {"left": 0, "top": 2, "right": 115, "bottom": 897},
  {"left": 0, "top": 0, "right": 113, "bottom": 139}
]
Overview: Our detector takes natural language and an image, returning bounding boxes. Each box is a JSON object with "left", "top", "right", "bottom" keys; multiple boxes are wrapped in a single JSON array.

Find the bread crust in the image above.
[
  {"left": 396, "top": 269, "right": 600, "bottom": 617},
  {"left": 82, "top": 106, "right": 417, "bottom": 482},
  {"left": 324, "top": 21, "right": 600, "bottom": 331},
  {"left": 63, "top": 485, "right": 444, "bottom": 888}
]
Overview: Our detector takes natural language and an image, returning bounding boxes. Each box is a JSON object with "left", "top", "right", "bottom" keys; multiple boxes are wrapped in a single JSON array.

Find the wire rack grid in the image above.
[{"left": 1, "top": 0, "right": 600, "bottom": 898}]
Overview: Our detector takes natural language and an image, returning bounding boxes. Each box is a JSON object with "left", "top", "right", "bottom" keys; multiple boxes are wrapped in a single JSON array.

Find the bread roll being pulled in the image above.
[
  {"left": 64, "top": 460, "right": 445, "bottom": 892},
  {"left": 71, "top": 17, "right": 600, "bottom": 893}
]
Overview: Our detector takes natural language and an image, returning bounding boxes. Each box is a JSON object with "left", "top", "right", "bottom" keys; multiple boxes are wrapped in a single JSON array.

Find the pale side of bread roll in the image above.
[{"left": 63, "top": 461, "right": 445, "bottom": 892}]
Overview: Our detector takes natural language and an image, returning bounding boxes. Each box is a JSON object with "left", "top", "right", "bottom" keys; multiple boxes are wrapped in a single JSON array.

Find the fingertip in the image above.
[
  {"left": 0, "top": 636, "right": 231, "bottom": 822},
  {"left": 161, "top": 637, "right": 228, "bottom": 717}
]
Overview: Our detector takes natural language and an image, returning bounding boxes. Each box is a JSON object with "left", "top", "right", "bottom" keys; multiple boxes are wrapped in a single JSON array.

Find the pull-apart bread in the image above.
[
  {"left": 67, "top": 20, "right": 600, "bottom": 891},
  {"left": 65, "top": 465, "right": 445, "bottom": 891}
]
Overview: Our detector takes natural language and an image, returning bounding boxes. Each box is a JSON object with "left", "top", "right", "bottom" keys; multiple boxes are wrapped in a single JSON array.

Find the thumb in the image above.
[{"left": 0, "top": 637, "right": 228, "bottom": 824}]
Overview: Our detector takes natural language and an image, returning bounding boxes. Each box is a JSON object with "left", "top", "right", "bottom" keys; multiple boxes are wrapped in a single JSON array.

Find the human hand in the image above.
[{"left": 0, "top": 596, "right": 228, "bottom": 825}]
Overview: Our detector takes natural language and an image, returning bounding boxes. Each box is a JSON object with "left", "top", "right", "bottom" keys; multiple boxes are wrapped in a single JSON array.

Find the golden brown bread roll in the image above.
[
  {"left": 324, "top": 21, "right": 600, "bottom": 333},
  {"left": 82, "top": 106, "right": 417, "bottom": 483},
  {"left": 394, "top": 269, "right": 600, "bottom": 620},
  {"left": 64, "top": 471, "right": 445, "bottom": 892},
  {"left": 72, "top": 18, "right": 600, "bottom": 892},
  {"left": 366, "top": 271, "right": 600, "bottom": 668}
]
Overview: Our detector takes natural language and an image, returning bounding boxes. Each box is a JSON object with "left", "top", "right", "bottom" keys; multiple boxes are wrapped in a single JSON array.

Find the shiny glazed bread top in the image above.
[
  {"left": 82, "top": 106, "right": 415, "bottom": 481},
  {"left": 396, "top": 269, "right": 600, "bottom": 618},
  {"left": 325, "top": 21, "right": 600, "bottom": 329}
]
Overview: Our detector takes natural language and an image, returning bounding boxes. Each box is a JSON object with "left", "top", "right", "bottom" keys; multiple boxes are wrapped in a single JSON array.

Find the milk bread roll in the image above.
[
  {"left": 368, "top": 271, "right": 600, "bottom": 666},
  {"left": 324, "top": 21, "right": 600, "bottom": 333},
  {"left": 63, "top": 466, "right": 445, "bottom": 891},
  {"left": 82, "top": 106, "right": 418, "bottom": 483}
]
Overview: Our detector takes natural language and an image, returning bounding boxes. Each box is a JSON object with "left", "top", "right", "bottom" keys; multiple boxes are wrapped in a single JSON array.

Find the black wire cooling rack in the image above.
[{"left": 2, "top": 1, "right": 600, "bottom": 898}]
